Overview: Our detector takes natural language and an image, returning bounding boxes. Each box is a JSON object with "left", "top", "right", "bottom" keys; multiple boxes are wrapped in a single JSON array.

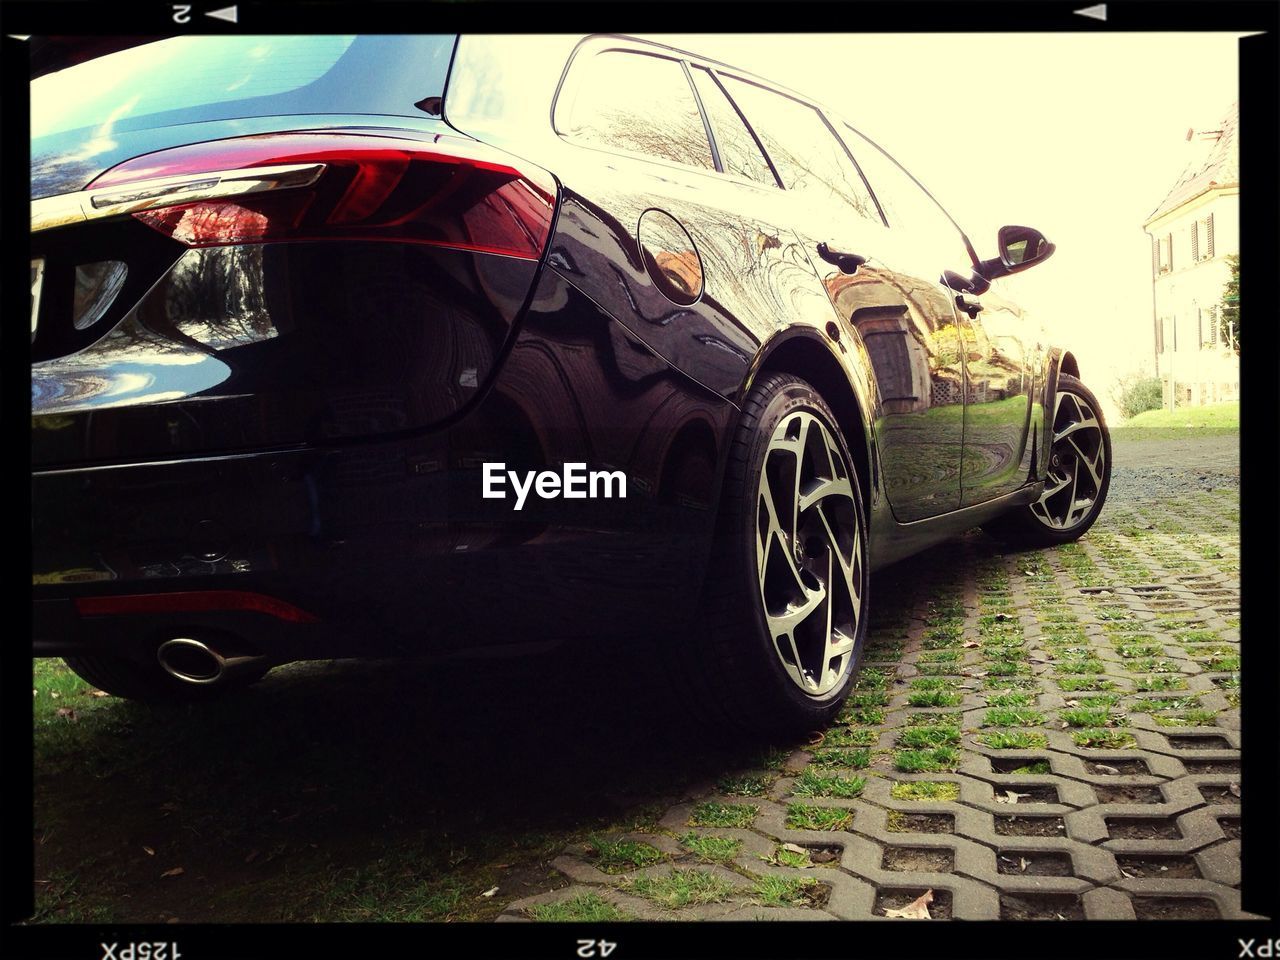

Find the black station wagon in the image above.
[{"left": 30, "top": 34, "right": 1111, "bottom": 732}]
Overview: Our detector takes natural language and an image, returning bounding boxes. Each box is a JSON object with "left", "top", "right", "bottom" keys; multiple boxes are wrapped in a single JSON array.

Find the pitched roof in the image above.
[{"left": 1144, "top": 101, "right": 1239, "bottom": 226}]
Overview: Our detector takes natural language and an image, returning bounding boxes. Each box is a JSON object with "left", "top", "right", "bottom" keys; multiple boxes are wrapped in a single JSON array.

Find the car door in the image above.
[
  {"left": 842, "top": 127, "right": 1033, "bottom": 510},
  {"left": 795, "top": 120, "right": 971, "bottom": 522}
]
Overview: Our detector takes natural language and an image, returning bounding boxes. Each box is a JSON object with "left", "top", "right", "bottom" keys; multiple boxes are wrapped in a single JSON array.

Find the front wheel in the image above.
[
  {"left": 983, "top": 373, "right": 1112, "bottom": 547},
  {"left": 683, "top": 373, "right": 869, "bottom": 735}
]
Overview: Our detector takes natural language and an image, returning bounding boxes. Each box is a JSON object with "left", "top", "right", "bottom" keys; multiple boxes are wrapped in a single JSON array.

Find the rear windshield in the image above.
[{"left": 32, "top": 35, "right": 456, "bottom": 138}]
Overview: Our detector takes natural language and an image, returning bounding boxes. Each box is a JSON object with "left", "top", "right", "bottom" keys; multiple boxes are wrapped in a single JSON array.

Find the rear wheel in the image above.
[
  {"left": 983, "top": 373, "right": 1111, "bottom": 547},
  {"left": 685, "top": 373, "right": 868, "bottom": 735}
]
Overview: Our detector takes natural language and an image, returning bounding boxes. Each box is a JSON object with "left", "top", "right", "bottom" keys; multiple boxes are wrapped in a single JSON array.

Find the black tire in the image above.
[
  {"left": 62, "top": 652, "right": 270, "bottom": 703},
  {"left": 680, "top": 373, "right": 870, "bottom": 736},
  {"left": 983, "top": 373, "right": 1112, "bottom": 547}
]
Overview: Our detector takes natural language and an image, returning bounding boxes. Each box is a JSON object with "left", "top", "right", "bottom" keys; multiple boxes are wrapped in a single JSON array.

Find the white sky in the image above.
[{"left": 650, "top": 33, "right": 1243, "bottom": 399}]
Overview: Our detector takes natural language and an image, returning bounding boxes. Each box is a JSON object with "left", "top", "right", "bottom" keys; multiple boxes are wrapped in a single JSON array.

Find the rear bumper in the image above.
[{"left": 32, "top": 268, "right": 735, "bottom": 663}]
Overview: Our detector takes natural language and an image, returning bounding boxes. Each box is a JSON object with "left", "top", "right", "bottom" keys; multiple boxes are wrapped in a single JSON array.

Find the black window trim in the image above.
[
  {"left": 697, "top": 66, "right": 783, "bottom": 190},
  {"left": 551, "top": 44, "right": 718, "bottom": 176},
  {"left": 836, "top": 119, "right": 980, "bottom": 266},
  {"left": 712, "top": 71, "right": 889, "bottom": 229}
]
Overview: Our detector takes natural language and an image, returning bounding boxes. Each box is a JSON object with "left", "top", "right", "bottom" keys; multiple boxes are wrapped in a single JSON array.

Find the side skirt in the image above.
[{"left": 868, "top": 482, "right": 1043, "bottom": 572}]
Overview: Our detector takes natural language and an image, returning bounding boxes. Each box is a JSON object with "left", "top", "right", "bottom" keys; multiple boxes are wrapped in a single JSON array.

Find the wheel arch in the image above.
[{"left": 745, "top": 329, "right": 877, "bottom": 506}]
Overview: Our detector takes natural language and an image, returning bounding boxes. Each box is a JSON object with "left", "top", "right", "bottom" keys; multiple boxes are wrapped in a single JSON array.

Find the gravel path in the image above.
[{"left": 1109, "top": 432, "right": 1239, "bottom": 502}]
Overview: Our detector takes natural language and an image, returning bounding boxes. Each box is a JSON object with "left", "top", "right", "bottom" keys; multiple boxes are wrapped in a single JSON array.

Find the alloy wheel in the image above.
[
  {"left": 1032, "top": 388, "right": 1107, "bottom": 530},
  {"left": 755, "top": 410, "right": 863, "bottom": 697}
]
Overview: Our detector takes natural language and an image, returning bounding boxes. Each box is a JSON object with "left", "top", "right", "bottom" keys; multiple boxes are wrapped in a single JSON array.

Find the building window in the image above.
[
  {"left": 1190, "top": 213, "right": 1216, "bottom": 263},
  {"left": 1205, "top": 304, "right": 1219, "bottom": 346},
  {"left": 1157, "top": 234, "right": 1172, "bottom": 275}
]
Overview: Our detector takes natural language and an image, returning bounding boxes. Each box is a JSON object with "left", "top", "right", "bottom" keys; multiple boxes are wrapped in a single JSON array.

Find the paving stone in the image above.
[{"left": 504, "top": 439, "right": 1243, "bottom": 921}]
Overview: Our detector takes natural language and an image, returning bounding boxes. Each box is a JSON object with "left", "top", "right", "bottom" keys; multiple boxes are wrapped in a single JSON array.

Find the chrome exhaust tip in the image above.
[{"left": 156, "top": 637, "right": 267, "bottom": 685}]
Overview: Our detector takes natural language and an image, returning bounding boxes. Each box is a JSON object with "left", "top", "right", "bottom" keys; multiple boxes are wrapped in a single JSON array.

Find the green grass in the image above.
[
  {"left": 526, "top": 892, "right": 633, "bottom": 922},
  {"left": 1206, "top": 655, "right": 1241, "bottom": 672},
  {"left": 622, "top": 869, "right": 736, "bottom": 909},
  {"left": 1135, "top": 675, "right": 1189, "bottom": 692},
  {"left": 715, "top": 773, "right": 773, "bottom": 797},
  {"left": 1071, "top": 729, "right": 1137, "bottom": 749},
  {"left": 1057, "top": 676, "right": 1117, "bottom": 691},
  {"left": 1071, "top": 695, "right": 1121, "bottom": 708},
  {"left": 844, "top": 691, "right": 890, "bottom": 709},
  {"left": 898, "top": 726, "right": 961, "bottom": 749},
  {"left": 1116, "top": 401, "right": 1238, "bottom": 431},
  {"left": 679, "top": 833, "right": 741, "bottom": 865},
  {"left": 889, "top": 781, "right": 960, "bottom": 802},
  {"left": 587, "top": 837, "right": 666, "bottom": 874},
  {"left": 1130, "top": 695, "right": 1202, "bottom": 713},
  {"left": 689, "top": 802, "right": 758, "bottom": 829},
  {"left": 978, "top": 731, "right": 1047, "bottom": 750},
  {"left": 907, "top": 690, "right": 964, "bottom": 708},
  {"left": 792, "top": 768, "right": 866, "bottom": 799},
  {"left": 985, "top": 692, "right": 1034, "bottom": 708},
  {"left": 855, "top": 668, "right": 893, "bottom": 690},
  {"left": 983, "top": 709, "right": 1045, "bottom": 727},
  {"left": 838, "top": 703, "right": 886, "bottom": 725},
  {"left": 905, "top": 711, "right": 963, "bottom": 727},
  {"left": 764, "top": 845, "right": 812, "bottom": 869},
  {"left": 786, "top": 803, "right": 852, "bottom": 831},
  {"left": 1153, "top": 710, "right": 1220, "bottom": 727},
  {"left": 1060, "top": 709, "right": 1127, "bottom": 728},
  {"left": 822, "top": 727, "right": 880, "bottom": 748},
  {"left": 1007, "top": 760, "right": 1051, "bottom": 775},
  {"left": 918, "top": 650, "right": 962, "bottom": 663},
  {"left": 893, "top": 747, "right": 960, "bottom": 772},
  {"left": 752, "top": 875, "right": 821, "bottom": 908},
  {"left": 1054, "top": 658, "right": 1107, "bottom": 675},
  {"left": 1116, "top": 644, "right": 1167, "bottom": 659},
  {"left": 810, "top": 747, "right": 872, "bottom": 769},
  {"left": 985, "top": 676, "right": 1040, "bottom": 690}
]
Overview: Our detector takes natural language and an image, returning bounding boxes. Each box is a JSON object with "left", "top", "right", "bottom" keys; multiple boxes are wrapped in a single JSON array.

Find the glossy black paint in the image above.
[{"left": 31, "top": 34, "right": 1069, "bottom": 666}]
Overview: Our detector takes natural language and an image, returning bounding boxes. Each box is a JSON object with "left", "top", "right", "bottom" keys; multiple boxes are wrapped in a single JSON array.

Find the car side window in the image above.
[
  {"left": 840, "top": 124, "right": 971, "bottom": 271},
  {"left": 557, "top": 51, "right": 714, "bottom": 170},
  {"left": 719, "top": 76, "right": 881, "bottom": 225},
  {"left": 688, "top": 68, "right": 777, "bottom": 187}
]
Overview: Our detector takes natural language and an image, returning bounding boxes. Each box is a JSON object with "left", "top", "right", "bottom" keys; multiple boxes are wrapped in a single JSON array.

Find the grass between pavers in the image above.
[
  {"left": 785, "top": 803, "right": 853, "bottom": 831},
  {"left": 977, "top": 731, "right": 1048, "bottom": 750},
  {"left": 1071, "top": 729, "right": 1138, "bottom": 749},
  {"left": 1152, "top": 710, "right": 1220, "bottom": 727},
  {"left": 526, "top": 892, "right": 633, "bottom": 922},
  {"left": 587, "top": 837, "right": 666, "bottom": 874},
  {"left": 810, "top": 747, "right": 872, "bottom": 769},
  {"left": 762, "top": 844, "right": 812, "bottom": 869},
  {"left": 715, "top": 773, "right": 774, "bottom": 797},
  {"left": 1006, "top": 760, "right": 1051, "bottom": 775},
  {"left": 680, "top": 833, "right": 742, "bottom": 864},
  {"left": 889, "top": 781, "right": 960, "bottom": 802},
  {"left": 689, "top": 802, "right": 758, "bottom": 829},
  {"left": 894, "top": 748, "right": 960, "bottom": 773},
  {"left": 621, "top": 869, "right": 736, "bottom": 909},
  {"left": 983, "top": 709, "right": 1045, "bottom": 727},
  {"left": 792, "top": 769, "right": 867, "bottom": 799},
  {"left": 752, "top": 875, "right": 822, "bottom": 908},
  {"left": 1059, "top": 709, "right": 1128, "bottom": 728}
]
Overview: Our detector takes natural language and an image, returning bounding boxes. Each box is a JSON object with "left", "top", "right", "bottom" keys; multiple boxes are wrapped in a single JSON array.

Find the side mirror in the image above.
[
  {"left": 970, "top": 225, "right": 1055, "bottom": 292},
  {"left": 998, "top": 225, "right": 1055, "bottom": 270}
]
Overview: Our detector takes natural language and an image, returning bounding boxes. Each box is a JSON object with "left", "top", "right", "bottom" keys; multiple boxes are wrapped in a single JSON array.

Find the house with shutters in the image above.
[{"left": 1141, "top": 101, "right": 1239, "bottom": 407}]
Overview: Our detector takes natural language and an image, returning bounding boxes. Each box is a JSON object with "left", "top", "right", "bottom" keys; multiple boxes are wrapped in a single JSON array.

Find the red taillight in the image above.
[
  {"left": 87, "top": 132, "right": 558, "bottom": 260},
  {"left": 75, "top": 591, "right": 319, "bottom": 623}
]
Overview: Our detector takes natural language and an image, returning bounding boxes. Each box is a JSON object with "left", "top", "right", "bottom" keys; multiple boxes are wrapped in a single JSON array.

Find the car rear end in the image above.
[{"left": 30, "top": 35, "right": 567, "bottom": 675}]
